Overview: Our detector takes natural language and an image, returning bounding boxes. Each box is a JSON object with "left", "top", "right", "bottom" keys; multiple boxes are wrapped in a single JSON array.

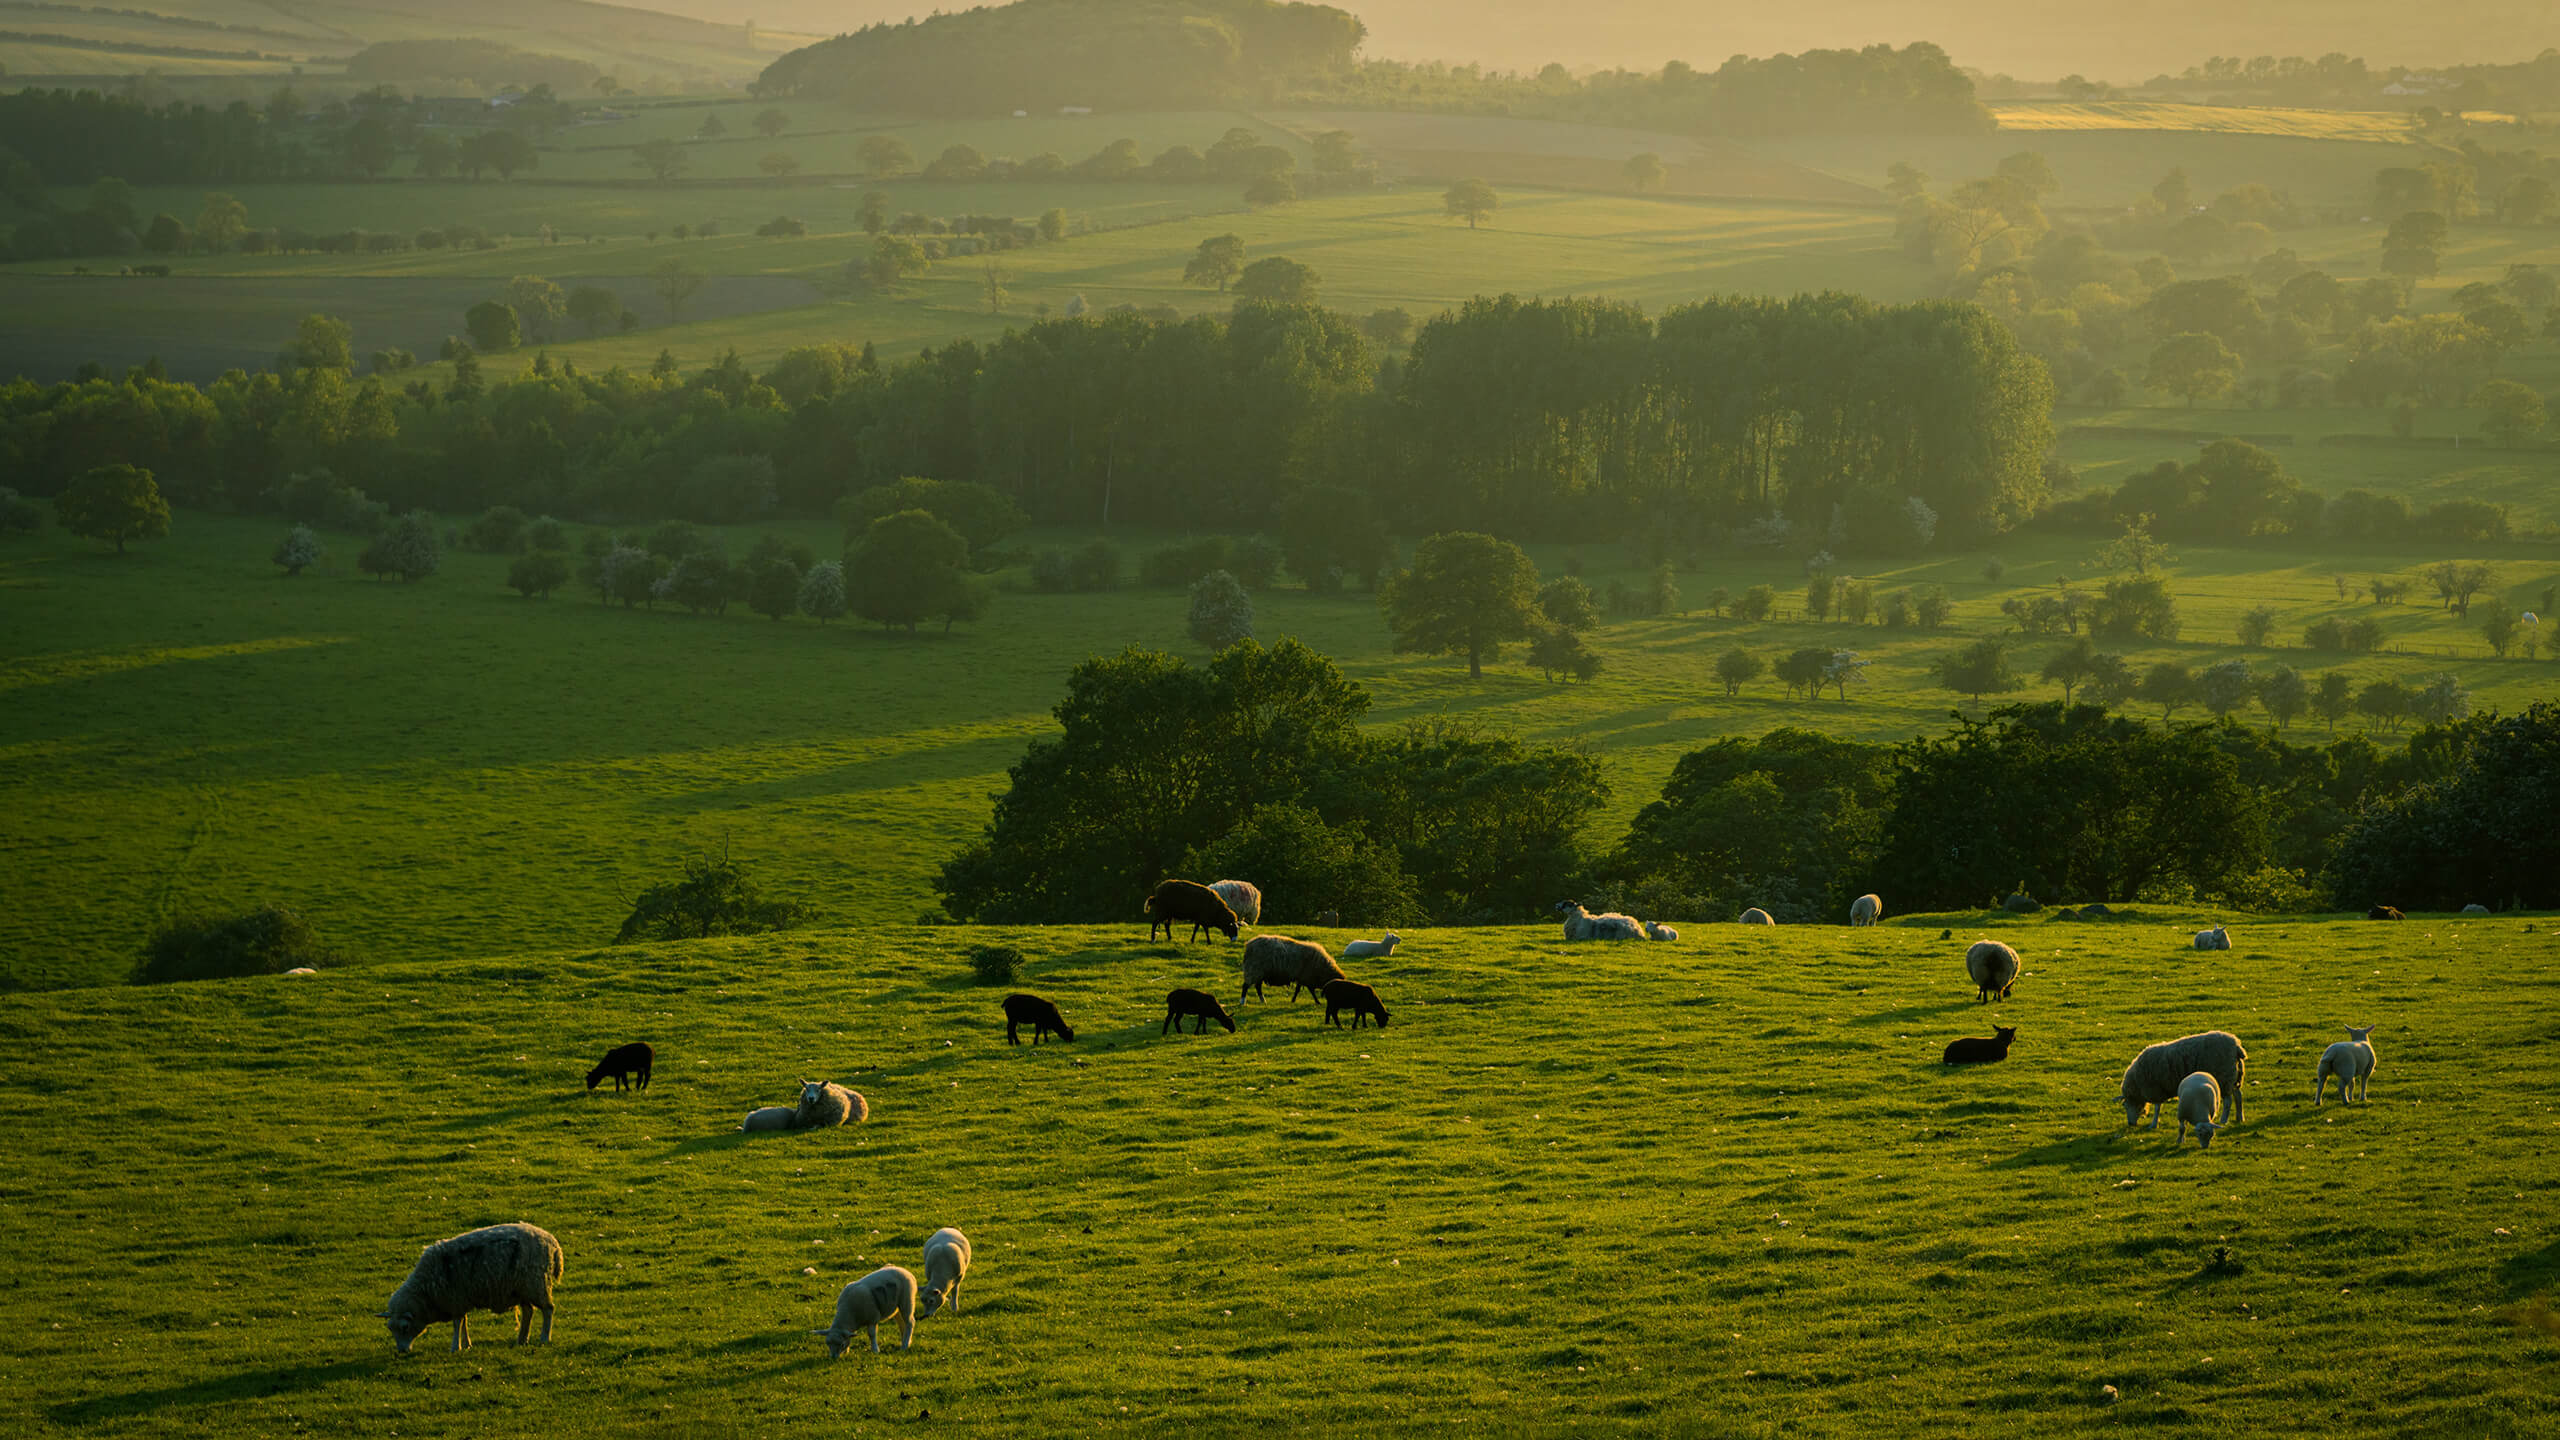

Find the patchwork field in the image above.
[
  {"left": 5, "top": 512, "right": 2557, "bottom": 990},
  {"left": 1990, "top": 102, "right": 2425, "bottom": 144},
  {"left": 0, "top": 916, "right": 2553, "bottom": 1437}
]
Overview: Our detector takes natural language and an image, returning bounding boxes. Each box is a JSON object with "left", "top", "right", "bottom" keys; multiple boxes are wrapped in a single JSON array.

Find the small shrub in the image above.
[
  {"left": 463, "top": 505, "right": 530, "bottom": 553},
  {"left": 272, "top": 524, "right": 322, "bottom": 576},
  {"left": 1142, "top": 536, "right": 1232, "bottom": 587},
  {"left": 134, "top": 905, "right": 337, "bottom": 984},
  {"left": 526, "top": 515, "right": 569, "bottom": 552},
  {"left": 1187, "top": 568, "right": 1254, "bottom": 649},
  {"left": 615, "top": 855, "right": 806, "bottom": 943},
  {"left": 2237, "top": 604, "right": 2278, "bottom": 647},
  {"left": 969, "top": 944, "right": 1025, "bottom": 984},
  {"left": 1068, "top": 540, "right": 1120, "bottom": 591},
  {"left": 1734, "top": 584, "right": 1776, "bottom": 622},
  {"left": 0, "top": 486, "right": 41, "bottom": 535},
  {"left": 508, "top": 550, "right": 571, "bottom": 597}
]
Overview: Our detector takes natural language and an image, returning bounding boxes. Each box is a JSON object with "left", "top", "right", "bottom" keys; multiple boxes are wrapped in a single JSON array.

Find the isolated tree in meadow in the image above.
[
  {"left": 2237, "top": 603, "right": 2279, "bottom": 647},
  {"left": 1624, "top": 152, "right": 1666, "bottom": 194},
  {"left": 2138, "top": 661, "right": 2197, "bottom": 721},
  {"left": 855, "top": 190, "right": 890, "bottom": 234},
  {"left": 2038, "top": 636, "right": 2103, "bottom": 704},
  {"left": 2424, "top": 559, "right": 2495, "bottom": 616},
  {"left": 2474, "top": 379, "right": 2547, "bottom": 447},
  {"left": 2144, "top": 331, "right": 2239, "bottom": 407},
  {"left": 651, "top": 257, "right": 705, "bottom": 321},
  {"left": 634, "top": 137, "right": 689, "bottom": 182},
  {"left": 464, "top": 299, "right": 521, "bottom": 352},
  {"left": 1243, "top": 172, "right": 1296, "bottom": 207},
  {"left": 2480, "top": 602, "right": 2520, "bottom": 657},
  {"left": 282, "top": 312, "right": 354, "bottom": 371},
  {"left": 272, "top": 524, "right": 322, "bottom": 576},
  {"left": 2311, "top": 670, "right": 2354, "bottom": 733},
  {"left": 1184, "top": 233, "right": 1246, "bottom": 291},
  {"left": 2356, "top": 679, "right": 2412, "bottom": 733},
  {"left": 695, "top": 112, "right": 728, "bottom": 139},
  {"left": 1444, "top": 178, "right": 1498, "bottom": 229},
  {"left": 1714, "top": 646, "right": 1764, "bottom": 696},
  {"left": 194, "top": 192, "right": 247, "bottom": 251},
  {"left": 506, "top": 275, "right": 567, "bottom": 342},
  {"left": 862, "top": 234, "right": 930, "bottom": 291},
  {"left": 2380, "top": 210, "right": 2446, "bottom": 281},
  {"left": 1527, "top": 623, "right": 1602, "bottom": 682},
  {"left": 464, "top": 129, "right": 536, "bottom": 180},
  {"left": 2257, "top": 664, "right": 2307, "bottom": 729},
  {"left": 797, "top": 560, "right": 847, "bottom": 623},
  {"left": 2094, "top": 515, "right": 2174, "bottom": 577},
  {"left": 1380, "top": 531, "right": 1539, "bottom": 679},
  {"left": 55, "top": 464, "right": 170, "bottom": 554},
  {"left": 508, "top": 550, "right": 570, "bottom": 597},
  {"left": 567, "top": 284, "right": 622, "bottom": 337},
  {"left": 848, "top": 509, "right": 975, "bottom": 633},
  {"left": 2413, "top": 673, "right": 2471, "bottom": 728},
  {"left": 1933, "top": 637, "right": 2021, "bottom": 706},
  {"left": 1537, "top": 576, "right": 1600, "bottom": 633},
  {"left": 855, "top": 135, "right": 913, "bottom": 178},
  {"left": 1187, "top": 569, "right": 1254, "bottom": 650},
  {"left": 754, "top": 108, "right": 789, "bottom": 139}
]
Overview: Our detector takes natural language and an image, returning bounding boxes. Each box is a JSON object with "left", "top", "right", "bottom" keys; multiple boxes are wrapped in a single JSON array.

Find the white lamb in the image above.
[
  {"left": 1341, "top": 932, "right": 1400, "bottom": 960},
  {"left": 2192, "top": 926, "right": 2231, "bottom": 950},
  {"left": 814, "top": 1265, "right": 919, "bottom": 1356},
  {"left": 1209, "top": 879, "right": 1263, "bottom": 934},
  {"left": 2175, "top": 1072, "right": 2223, "bottom": 1149},
  {"left": 2314, "top": 1025, "right": 2378, "bottom": 1107},
  {"left": 919, "top": 1227, "right": 972, "bottom": 1318},
  {"left": 1644, "top": 921, "right": 1678, "bottom": 942},
  {"left": 741, "top": 1106, "right": 797, "bottom": 1132}
]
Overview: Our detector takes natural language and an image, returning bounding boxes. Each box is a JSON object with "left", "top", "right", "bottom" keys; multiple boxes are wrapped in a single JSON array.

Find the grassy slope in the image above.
[
  {"left": 0, "top": 917, "right": 2554, "bottom": 1438},
  {"left": 5, "top": 514, "right": 2557, "bottom": 989}
]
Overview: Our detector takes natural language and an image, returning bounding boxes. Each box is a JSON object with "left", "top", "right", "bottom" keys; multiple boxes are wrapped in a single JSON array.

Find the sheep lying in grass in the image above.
[
  {"left": 1556, "top": 902, "right": 1643, "bottom": 941},
  {"left": 2463, "top": 903, "right": 2491, "bottom": 915},
  {"left": 919, "top": 1228, "right": 972, "bottom": 1318},
  {"left": 2176, "top": 1072, "right": 2223, "bottom": 1149},
  {"left": 1162, "top": 987, "right": 1235, "bottom": 1035},
  {"left": 2122, "top": 1031, "right": 2246, "bottom": 1130},
  {"left": 1240, "top": 935, "right": 1344, "bottom": 1002},
  {"left": 2192, "top": 926, "right": 2231, "bottom": 950},
  {"left": 1208, "top": 879, "right": 1262, "bottom": 933},
  {"left": 795, "top": 1080, "right": 867, "bottom": 1129},
  {"left": 1644, "top": 921, "right": 1678, "bottom": 942},
  {"left": 1849, "top": 893, "right": 1882, "bottom": 926},
  {"left": 814, "top": 1265, "right": 918, "bottom": 1356},
  {"left": 1321, "top": 978, "right": 1390, "bottom": 1029},
  {"left": 379, "top": 1222, "right": 563, "bottom": 1355},
  {"left": 741, "top": 1106, "right": 797, "bottom": 1132},
  {"left": 1342, "top": 932, "right": 1400, "bottom": 960},
  {"left": 1965, "top": 940, "right": 2020, "bottom": 1003},
  {"left": 1941, "top": 1027, "right": 2015, "bottom": 1065},
  {"left": 1740, "top": 908, "right": 1775, "bottom": 926},
  {"left": 2314, "top": 1025, "right": 2378, "bottom": 1107}
]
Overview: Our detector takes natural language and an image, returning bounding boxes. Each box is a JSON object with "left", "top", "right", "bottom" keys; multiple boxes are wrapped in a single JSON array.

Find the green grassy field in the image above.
[
  {"left": 6, "top": 512, "right": 2556, "bottom": 990},
  {"left": 0, "top": 915, "right": 2554, "bottom": 1437}
]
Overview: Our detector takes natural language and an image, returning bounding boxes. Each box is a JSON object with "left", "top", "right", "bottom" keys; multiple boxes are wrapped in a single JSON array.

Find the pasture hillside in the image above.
[
  {"left": 4, "top": 513, "right": 2556, "bottom": 988},
  {"left": 0, "top": 918, "right": 2554, "bottom": 1437}
]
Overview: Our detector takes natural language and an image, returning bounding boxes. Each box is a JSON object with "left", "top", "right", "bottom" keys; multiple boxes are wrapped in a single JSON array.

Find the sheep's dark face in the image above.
[
  {"left": 585, "top": 1069, "right": 604, "bottom": 1091},
  {"left": 1994, "top": 1027, "right": 2016, "bottom": 1043},
  {"left": 1217, "top": 1011, "right": 1236, "bottom": 1033},
  {"left": 1217, "top": 918, "right": 1239, "bottom": 939},
  {"left": 382, "top": 1308, "right": 427, "bottom": 1353}
]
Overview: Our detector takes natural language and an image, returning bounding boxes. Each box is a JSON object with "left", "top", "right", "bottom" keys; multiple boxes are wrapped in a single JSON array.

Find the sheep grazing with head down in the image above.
[
  {"left": 2314, "top": 1024, "right": 2378, "bottom": 1107},
  {"left": 1207, "top": 879, "right": 1262, "bottom": 934},
  {"left": 586, "top": 1042, "right": 654, "bottom": 1093},
  {"left": 1556, "top": 902, "right": 1644, "bottom": 941},
  {"left": 378, "top": 1222, "right": 563, "bottom": 1355},
  {"left": 814, "top": 1265, "right": 918, "bottom": 1356},
  {"left": 2121, "top": 1031, "right": 2247, "bottom": 1130},
  {"left": 919, "top": 1227, "right": 972, "bottom": 1318},
  {"left": 1002, "top": 992, "right": 1074, "bottom": 1045},
  {"left": 1740, "top": 908, "right": 1776, "bottom": 926},
  {"left": 1965, "top": 940, "right": 2020, "bottom": 1003},
  {"left": 1321, "top": 978, "right": 1390, "bottom": 1029},
  {"left": 1162, "top": 987, "right": 1235, "bottom": 1035},
  {"left": 1849, "top": 893, "right": 1883, "bottom": 927},
  {"left": 1342, "top": 932, "right": 1400, "bottom": 960},
  {"left": 2192, "top": 926, "right": 2232, "bottom": 950},
  {"left": 1145, "top": 879, "right": 1239, "bottom": 943},
  {"left": 1240, "top": 935, "right": 1345, "bottom": 1002},
  {"left": 1644, "top": 921, "right": 1678, "bottom": 942},
  {"left": 794, "top": 1079, "right": 867, "bottom": 1129},
  {"left": 2176, "top": 1072, "right": 2223, "bottom": 1149}
]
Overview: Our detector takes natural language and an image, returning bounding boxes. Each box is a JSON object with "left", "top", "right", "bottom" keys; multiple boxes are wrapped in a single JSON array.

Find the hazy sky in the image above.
[{"left": 703, "top": 0, "right": 2560, "bottom": 80}]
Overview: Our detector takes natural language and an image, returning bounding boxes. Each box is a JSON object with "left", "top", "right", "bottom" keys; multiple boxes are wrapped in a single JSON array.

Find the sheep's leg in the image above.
[
  {"left": 1006, "top": 1018, "right": 1019, "bottom": 1046},
  {"left": 538, "top": 1303, "right": 553, "bottom": 1342},
  {"left": 866, "top": 1320, "right": 879, "bottom": 1354},
  {"left": 515, "top": 1305, "right": 533, "bottom": 1342},
  {"left": 949, "top": 1280, "right": 961, "bottom": 1315},
  {"left": 452, "top": 1316, "right": 470, "bottom": 1353},
  {"left": 899, "top": 1312, "right": 916, "bottom": 1350}
]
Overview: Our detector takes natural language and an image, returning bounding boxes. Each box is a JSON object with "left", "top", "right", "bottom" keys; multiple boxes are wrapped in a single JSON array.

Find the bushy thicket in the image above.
[
  {"left": 615, "top": 855, "right": 807, "bottom": 943},
  {"left": 134, "top": 905, "right": 337, "bottom": 984}
]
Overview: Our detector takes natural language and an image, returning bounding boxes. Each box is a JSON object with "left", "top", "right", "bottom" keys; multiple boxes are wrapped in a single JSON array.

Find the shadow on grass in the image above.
[
  {"left": 427, "top": 1090, "right": 586, "bottom": 1132},
  {"left": 50, "top": 1359, "right": 380, "bottom": 1424},
  {"left": 2500, "top": 1239, "right": 2560, "bottom": 1300},
  {"left": 1845, "top": 1000, "right": 1978, "bottom": 1028}
]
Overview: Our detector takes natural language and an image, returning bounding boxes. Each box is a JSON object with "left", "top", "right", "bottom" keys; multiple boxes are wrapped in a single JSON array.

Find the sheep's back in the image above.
[
  {"left": 406, "top": 1223, "right": 561, "bottom": 1316},
  {"left": 1208, "top": 880, "right": 1262, "bottom": 926},
  {"left": 2124, "top": 1031, "right": 2246, "bottom": 1101}
]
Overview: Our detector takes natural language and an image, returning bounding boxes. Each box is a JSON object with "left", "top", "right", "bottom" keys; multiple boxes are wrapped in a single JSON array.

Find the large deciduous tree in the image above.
[
  {"left": 1381, "top": 532, "right": 1539, "bottom": 678},
  {"left": 56, "top": 464, "right": 170, "bottom": 553}
]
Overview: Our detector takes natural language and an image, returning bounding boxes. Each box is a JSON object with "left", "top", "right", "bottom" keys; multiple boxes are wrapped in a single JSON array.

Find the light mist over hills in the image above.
[{"left": 676, "top": 0, "right": 2560, "bottom": 80}]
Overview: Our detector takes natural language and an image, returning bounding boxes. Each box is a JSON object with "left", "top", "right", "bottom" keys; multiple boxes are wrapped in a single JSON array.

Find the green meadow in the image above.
[
  {"left": 5, "top": 512, "right": 2556, "bottom": 990},
  {"left": 0, "top": 916, "right": 2553, "bottom": 1437}
]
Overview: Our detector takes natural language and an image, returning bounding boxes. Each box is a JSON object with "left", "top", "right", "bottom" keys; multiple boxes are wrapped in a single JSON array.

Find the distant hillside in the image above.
[{"left": 753, "top": 0, "right": 1365, "bottom": 112}]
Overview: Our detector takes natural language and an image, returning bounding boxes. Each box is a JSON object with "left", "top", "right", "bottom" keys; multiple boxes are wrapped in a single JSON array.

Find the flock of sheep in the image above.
[{"left": 376, "top": 878, "right": 2401, "bottom": 1359}]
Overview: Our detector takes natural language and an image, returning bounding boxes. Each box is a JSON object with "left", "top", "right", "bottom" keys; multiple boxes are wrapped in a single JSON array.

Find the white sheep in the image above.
[
  {"left": 813, "top": 1265, "right": 918, "bottom": 1355},
  {"left": 2461, "top": 903, "right": 2490, "bottom": 915},
  {"left": 1848, "top": 893, "right": 1882, "bottom": 926},
  {"left": 919, "top": 1227, "right": 972, "bottom": 1318},
  {"left": 741, "top": 1106, "right": 797, "bottom": 1132},
  {"left": 1965, "top": 939, "right": 2019, "bottom": 1003},
  {"left": 378, "top": 1222, "right": 563, "bottom": 1355},
  {"left": 1556, "top": 902, "right": 1644, "bottom": 941},
  {"left": 282, "top": 967, "right": 319, "bottom": 975},
  {"left": 1208, "top": 879, "right": 1263, "bottom": 934},
  {"left": 2192, "top": 926, "right": 2231, "bottom": 950},
  {"left": 2175, "top": 1072, "right": 2223, "bottom": 1149},
  {"left": 1644, "top": 921, "right": 1678, "bottom": 942},
  {"left": 2121, "top": 1031, "right": 2247, "bottom": 1130},
  {"left": 793, "top": 1080, "right": 868, "bottom": 1129},
  {"left": 2314, "top": 1025, "right": 2378, "bottom": 1107},
  {"left": 1341, "top": 932, "right": 1400, "bottom": 960},
  {"left": 1739, "top": 908, "right": 1775, "bottom": 926}
]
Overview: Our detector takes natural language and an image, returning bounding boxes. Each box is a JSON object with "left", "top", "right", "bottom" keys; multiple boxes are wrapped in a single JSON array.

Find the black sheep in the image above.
[
  {"left": 1144, "top": 879, "right": 1239, "bottom": 943},
  {"left": 586, "top": 1042, "right": 654, "bottom": 1092},
  {"left": 1162, "top": 988, "right": 1236, "bottom": 1035},
  {"left": 2368, "top": 905, "right": 2405, "bottom": 921},
  {"left": 1002, "top": 993, "right": 1075, "bottom": 1046},
  {"left": 1941, "top": 1027, "right": 2016, "bottom": 1065},
  {"left": 1321, "top": 979, "right": 1390, "bottom": 1030}
]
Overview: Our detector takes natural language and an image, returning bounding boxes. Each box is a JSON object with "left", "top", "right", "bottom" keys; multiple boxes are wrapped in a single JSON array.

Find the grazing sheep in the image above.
[
  {"left": 813, "top": 1265, "right": 918, "bottom": 1356},
  {"left": 1002, "top": 992, "right": 1075, "bottom": 1045},
  {"left": 585, "top": 1042, "right": 654, "bottom": 1093},
  {"left": 1240, "top": 935, "right": 1345, "bottom": 1002},
  {"left": 919, "top": 1228, "right": 972, "bottom": 1318},
  {"left": 2314, "top": 1025, "right": 2378, "bottom": 1107},
  {"left": 1315, "top": 909, "right": 1341, "bottom": 928},
  {"left": 1965, "top": 940, "right": 2020, "bottom": 1003},
  {"left": 1207, "top": 879, "right": 1262, "bottom": 933},
  {"left": 2462, "top": 903, "right": 2491, "bottom": 915},
  {"left": 2192, "top": 926, "right": 2231, "bottom": 951},
  {"left": 1162, "top": 987, "right": 1235, "bottom": 1035},
  {"left": 1556, "top": 902, "right": 1644, "bottom": 941},
  {"left": 1849, "top": 893, "right": 1883, "bottom": 926},
  {"left": 2121, "top": 1031, "right": 2247, "bottom": 1130},
  {"left": 1941, "top": 1026, "right": 2016, "bottom": 1065},
  {"left": 1644, "top": 921, "right": 1679, "bottom": 942},
  {"left": 1145, "top": 879, "right": 1239, "bottom": 943},
  {"left": 2176, "top": 1072, "right": 2223, "bottom": 1149},
  {"left": 378, "top": 1222, "right": 563, "bottom": 1355},
  {"left": 1321, "top": 978, "right": 1391, "bottom": 1029},
  {"left": 2367, "top": 905, "right": 2405, "bottom": 921},
  {"left": 741, "top": 1106, "right": 796, "bottom": 1132},
  {"left": 1342, "top": 932, "right": 1401, "bottom": 960},
  {"left": 1740, "top": 908, "right": 1775, "bottom": 926},
  {"left": 794, "top": 1080, "right": 867, "bottom": 1129}
]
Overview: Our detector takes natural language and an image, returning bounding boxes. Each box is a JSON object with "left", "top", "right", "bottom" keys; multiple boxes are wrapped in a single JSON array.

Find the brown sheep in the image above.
[
  {"left": 1321, "top": 979, "right": 1390, "bottom": 1029},
  {"left": 1240, "top": 935, "right": 1344, "bottom": 1003}
]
